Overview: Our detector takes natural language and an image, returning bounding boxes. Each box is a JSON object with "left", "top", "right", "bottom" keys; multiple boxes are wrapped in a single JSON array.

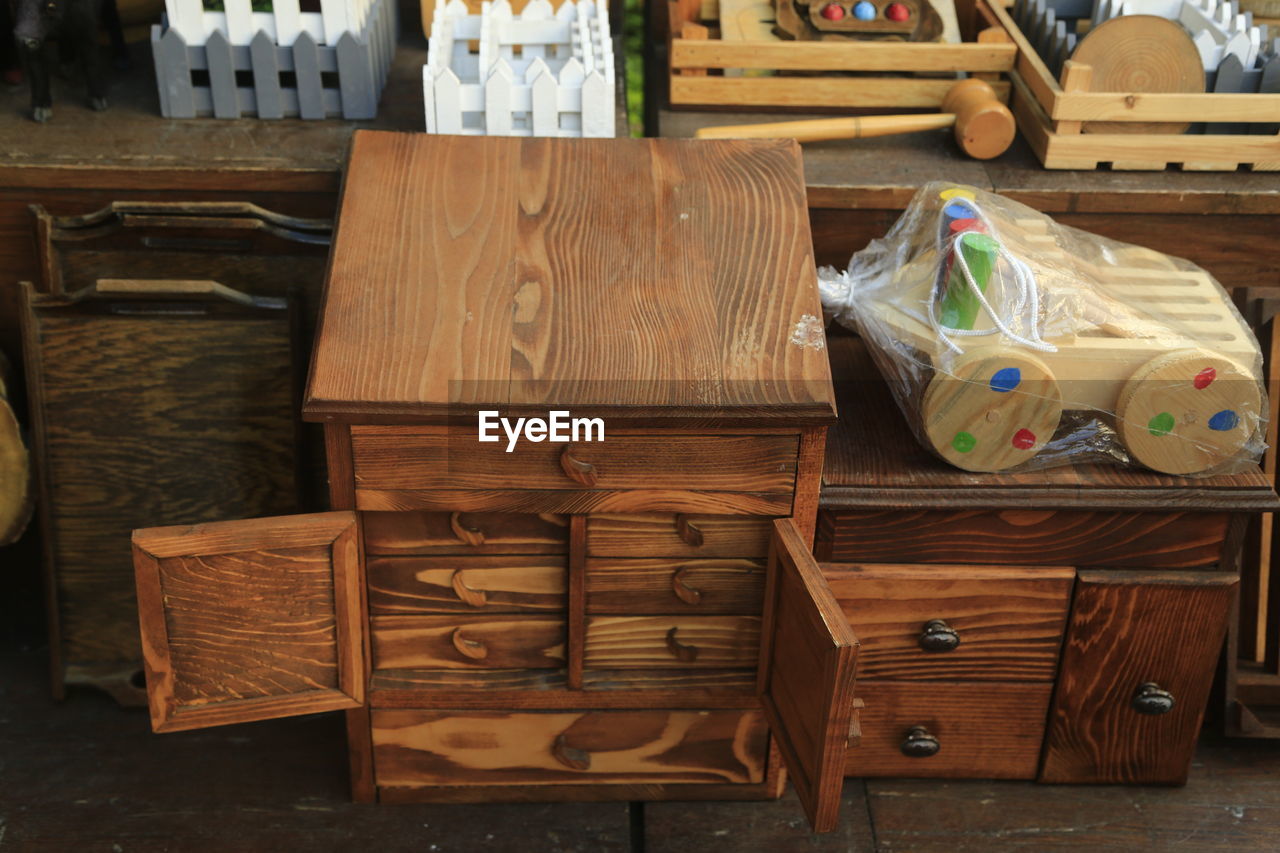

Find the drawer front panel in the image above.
[
  {"left": 363, "top": 512, "right": 568, "bottom": 556},
  {"left": 846, "top": 681, "right": 1051, "bottom": 779},
  {"left": 371, "top": 615, "right": 565, "bottom": 669},
  {"left": 584, "top": 616, "right": 761, "bottom": 669},
  {"left": 352, "top": 428, "right": 799, "bottom": 494},
  {"left": 587, "top": 514, "right": 773, "bottom": 558},
  {"left": 372, "top": 708, "right": 769, "bottom": 786},
  {"left": 819, "top": 509, "right": 1230, "bottom": 568},
  {"left": 585, "top": 558, "right": 765, "bottom": 614},
  {"left": 368, "top": 556, "right": 566, "bottom": 614},
  {"left": 824, "top": 565, "right": 1074, "bottom": 681}
]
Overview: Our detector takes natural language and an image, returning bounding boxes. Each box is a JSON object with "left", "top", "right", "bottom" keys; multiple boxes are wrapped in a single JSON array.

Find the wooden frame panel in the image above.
[{"left": 133, "top": 511, "right": 365, "bottom": 732}]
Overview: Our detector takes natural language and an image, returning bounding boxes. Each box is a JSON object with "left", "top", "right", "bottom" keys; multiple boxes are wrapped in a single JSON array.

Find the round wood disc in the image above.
[
  {"left": 922, "top": 349, "right": 1063, "bottom": 472},
  {"left": 1117, "top": 349, "right": 1262, "bottom": 476},
  {"left": 1071, "top": 15, "right": 1205, "bottom": 134}
]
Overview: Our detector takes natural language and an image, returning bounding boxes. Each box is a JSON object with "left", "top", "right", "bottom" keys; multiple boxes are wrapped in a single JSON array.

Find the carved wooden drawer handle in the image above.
[
  {"left": 665, "top": 626, "right": 699, "bottom": 662},
  {"left": 671, "top": 567, "right": 702, "bottom": 605},
  {"left": 560, "top": 447, "right": 598, "bottom": 487},
  {"left": 450, "top": 512, "right": 485, "bottom": 546},
  {"left": 918, "top": 619, "right": 961, "bottom": 652},
  {"left": 1131, "top": 682, "right": 1175, "bottom": 716},
  {"left": 450, "top": 571, "right": 487, "bottom": 608},
  {"left": 900, "top": 725, "right": 940, "bottom": 758},
  {"left": 451, "top": 627, "right": 489, "bottom": 660},
  {"left": 551, "top": 734, "right": 591, "bottom": 771},
  {"left": 674, "top": 514, "right": 704, "bottom": 547}
]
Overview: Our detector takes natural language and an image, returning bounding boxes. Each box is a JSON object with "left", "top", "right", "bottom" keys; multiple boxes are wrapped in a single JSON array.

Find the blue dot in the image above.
[
  {"left": 853, "top": 1, "right": 876, "bottom": 19},
  {"left": 944, "top": 201, "right": 975, "bottom": 221},
  {"left": 990, "top": 367, "right": 1022, "bottom": 393},
  {"left": 1208, "top": 410, "right": 1239, "bottom": 431}
]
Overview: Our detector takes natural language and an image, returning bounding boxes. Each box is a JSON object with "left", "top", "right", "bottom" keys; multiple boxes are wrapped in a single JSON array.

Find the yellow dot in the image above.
[{"left": 940, "top": 187, "right": 976, "bottom": 201}]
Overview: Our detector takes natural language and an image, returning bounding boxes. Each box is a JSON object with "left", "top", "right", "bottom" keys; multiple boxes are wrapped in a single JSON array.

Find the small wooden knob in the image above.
[
  {"left": 1131, "top": 682, "right": 1175, "bottom": 716},
  {"left": 449, "top": 512, "right": 484, "bottom": 546},
  {"left": 918, "top": 619, "right": 961, "bottom": 652},
  {"left": 671, "top": 567, "right": 702, "bottom": 605},
  {"left": 451, "top": 627, "right": 489, "bottom": 660},
  {"left": 450, "top": 571, "right": 487, "bottom": 608},
  {"left": 941, "top": 78, "right": 1015, "bottom": 160},
  {"left": 560, "top": 447, "right": 597, "bottom": 487},
  {"left": 674, "top": 514, "right": 704, "bottom": 547},
  {"left": 551, "top": 734, "right": 591, "bottom": 771},
  {"left": 666, "top": 626, "right": 699, "bottom": 662},
  {"left": 900, "top": 725, "right": 940, "bottom": 758}
]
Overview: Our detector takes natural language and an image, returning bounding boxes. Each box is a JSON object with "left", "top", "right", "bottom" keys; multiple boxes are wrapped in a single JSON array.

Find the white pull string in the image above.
[{"left": 928, "top": 200, "right": 1057, "bottom": 356}]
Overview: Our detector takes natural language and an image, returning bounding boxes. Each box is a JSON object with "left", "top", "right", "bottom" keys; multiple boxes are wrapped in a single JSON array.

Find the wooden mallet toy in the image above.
[{"left": 695, "top": 78, "right": 1016, "bottom": 160}]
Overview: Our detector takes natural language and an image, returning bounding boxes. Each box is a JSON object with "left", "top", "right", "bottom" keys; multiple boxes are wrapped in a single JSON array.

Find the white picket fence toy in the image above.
[{"left": 423, "top": 0, "right": 616, "bottom": 137}]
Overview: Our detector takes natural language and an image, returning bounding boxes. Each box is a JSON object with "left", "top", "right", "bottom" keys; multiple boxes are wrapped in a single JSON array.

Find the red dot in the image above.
[
  {"left": 1194, "top": 367, "right": 1216, "bottom": 390},
  {"left": 821, "top": 3, "right": 845, "bottom": 19},
  {"left": 1012, "top": 428, "right": 1036, "bottom": 450},
  {"left": 886, "top": 2, "right": 910, "bottom": 21}
]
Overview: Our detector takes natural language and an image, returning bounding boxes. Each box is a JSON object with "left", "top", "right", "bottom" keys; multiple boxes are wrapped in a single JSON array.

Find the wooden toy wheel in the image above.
[
  {"left": 922, "top": 349, "right": 1063, "bottom": 472},
  {"left": 1117, "top": 349, "right": 1261, "bottom": 475}
]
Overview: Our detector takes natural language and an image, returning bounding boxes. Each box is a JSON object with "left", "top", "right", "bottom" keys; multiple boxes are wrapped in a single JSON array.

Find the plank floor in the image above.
[{"left": 2, "top": 640, "right": 1279, "bottom": 852}]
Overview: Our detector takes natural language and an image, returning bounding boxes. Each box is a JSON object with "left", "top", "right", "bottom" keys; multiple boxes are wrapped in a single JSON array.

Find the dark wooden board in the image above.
[{"left": 303, "top": 133, "right": 834, "bottom": 425}]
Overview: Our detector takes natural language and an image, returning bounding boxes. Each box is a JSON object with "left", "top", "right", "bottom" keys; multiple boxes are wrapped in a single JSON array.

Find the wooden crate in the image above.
[
  {"left": 666, "top": 0, "right": 1017, "bottom": 110},
  {"left": 986, "top": 2, "right": 1280, "bottom": 170}
]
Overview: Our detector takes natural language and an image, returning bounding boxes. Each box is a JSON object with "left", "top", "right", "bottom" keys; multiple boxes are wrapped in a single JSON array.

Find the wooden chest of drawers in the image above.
[
  {"left": 130, "top": 134, "right": 862, "bottom": 832},
  {"left": 817, "top": 333, "right": 1279, "bottom": 786}
]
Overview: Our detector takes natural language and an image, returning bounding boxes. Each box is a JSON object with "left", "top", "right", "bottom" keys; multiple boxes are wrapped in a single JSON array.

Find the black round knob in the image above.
[
  {"left": 900, "top": 725, "right": 940, "bottom": 758},
  {"left": 918, "top": 619, "right": 961, "bottom": 652},
  {"left": 1131, "top": 682, "right": 1175, "bottom": 716}
]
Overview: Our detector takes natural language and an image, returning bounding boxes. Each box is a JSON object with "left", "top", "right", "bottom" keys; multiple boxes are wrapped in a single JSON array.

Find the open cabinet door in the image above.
[
  {"left": 759, "top": 518, "right": 860, "bottom": 833},
  {"left": 133, "top": 512, "right": 365, "bottom": 733}
]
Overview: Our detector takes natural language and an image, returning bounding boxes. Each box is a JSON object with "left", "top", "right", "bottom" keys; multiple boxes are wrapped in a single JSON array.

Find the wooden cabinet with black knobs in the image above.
[{"left": 818, "top": 333, "right": 1278, "bottom": 785}]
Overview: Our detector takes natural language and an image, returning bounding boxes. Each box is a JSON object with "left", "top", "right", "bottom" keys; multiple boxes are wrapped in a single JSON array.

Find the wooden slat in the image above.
[
  {"left": 583, "top": 615, "right": 761, "bottom": 668},
  {"left": 672, "top": 77, "right": 1010, "bottom": 110},
  {"left": 845, "top": 681, "right": 1052, "bottom": 778},
  {"left": 133, "top": 512, "right": 364, "bottom": 733},
  {"left": 362, "top": 511, "right": 568, "bottom": 556},
  {"left": 355, "top": 488, "right": 794, "bottom": 516},
  {"left": 586, "top": 514, "right": 772, "bottom": 558},
  {"left": 371, "top": 709, "right": 769, "bottom": 786},
  {"left": 1051, "top": 92, "right": 1280, "bottom": 124},
  {"left": 585, "top": 558, "right": 765, "bottom": 614},
  {"left": 366, "top": 555, "right": 566, "bottom": 614},
  {"left": 1041, "top": 571, "right": 1237, "bottom": 784},
  {"left": 669, "top": 40, "right": 1015, "bottom": 72},
  {"left": 370, "top": 614, "right": 566, "bottom": 670},
  {"left": 824, "top": 564, "right": 1073, "bottom": 681}
]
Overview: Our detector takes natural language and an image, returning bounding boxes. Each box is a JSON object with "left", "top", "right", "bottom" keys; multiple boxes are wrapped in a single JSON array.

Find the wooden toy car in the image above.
[{"left": 873, "top": 211, "right": 1263, "bottom": 476}]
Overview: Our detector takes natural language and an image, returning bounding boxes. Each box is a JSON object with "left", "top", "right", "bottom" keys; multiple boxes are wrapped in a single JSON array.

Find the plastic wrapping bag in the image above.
[{"left": 819, "top": 182, "right": 1266, "bottom": 476}]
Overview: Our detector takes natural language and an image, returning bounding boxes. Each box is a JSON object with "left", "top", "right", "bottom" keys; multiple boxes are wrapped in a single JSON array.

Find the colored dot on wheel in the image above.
[
  {"left": 1208, "top": 409, "right": 1239, "bottom": 431},
  {"left": 952, "top": 431, "right": 977, "bottom": 453},
  {"left": 885, "top": 1, "right": 910, "bottom": 21},
  {"left": 1011, "top": 428, "right": 1036, "bottom": 450},
  {"left": 1148, "top": 411, "right": 1175, "bottom": 437},
  {"left": 821, "top": 2, "right": 845, "bottom": 20},
  {"left": 1194, "top": 367, "right": 1217, "bottom": 390},
  {"left": 852, "top": 0, "right": 875, "bottom": 19},
  {"left": 990, "top": 367, "right": 1021, "bottom": 393}
]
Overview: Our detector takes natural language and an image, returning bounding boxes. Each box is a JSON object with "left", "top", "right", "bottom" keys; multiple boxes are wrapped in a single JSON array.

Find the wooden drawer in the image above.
[
  {"left": 351, "top": 428, "right": 799, "bottom": 513},
  {"left": 370, "top": 615, "right": 565, "bottom": 669},
  {"left": 363, "top": 512, "right": 568, "bottom": 556},
  {"left": 371, "top": 708, "right": 769, "bottom": 786},
  {"left": 845, "top": 682, "right": 1052, "bottom": 779},
  {"left": 368, "top": 556, "right": 566, "bottom": 614},
  {"left": 585, "top": 558, "right": 765, "bottom": 614},
  {"left": 818, "top": 509, "right": 1231, "bottom": 568},
  {"left": 583, "top": 616, "right": 760, "bottom": 669},
  {"left": 823, "top": 565, "right": 1074, "bottom": 681},
  {"left": 587, "top": 514, "right": 773, "bottom": 558}
]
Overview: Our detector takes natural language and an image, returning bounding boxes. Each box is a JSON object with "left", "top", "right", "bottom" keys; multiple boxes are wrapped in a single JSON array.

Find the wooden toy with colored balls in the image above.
[
  {"left": 873, "top": 189, "right": 1264, "bottom": 476},
  {"left": 773, "top": 0, "right": 942, "bottom": 41}
]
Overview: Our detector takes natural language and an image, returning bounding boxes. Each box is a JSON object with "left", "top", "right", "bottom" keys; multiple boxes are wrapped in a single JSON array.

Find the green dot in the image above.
[
  {"left": 952, "top": 431, "right": 977, "bottom": 453},
  {"left": 1148, "top": 412, "right": 1175, "bottom": 437}
]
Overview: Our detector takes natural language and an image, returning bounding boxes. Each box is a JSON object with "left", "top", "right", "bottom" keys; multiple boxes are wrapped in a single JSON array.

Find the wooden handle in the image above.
[
  {"left": 560, "top": 447, "right": 598, "bottom": 487},
  {"left": 551, "top": 734, "right": 591, "bottom": 771},
  {"left": 449, "top": 512, "right": 485, "bottom": 546},
  {"left": 674, "top": 514, "right": 704, "bottom": 547},
  {"left": 450, "top": 571, "right": 487, "bottom": 608},
  {"left": 665, "top": 626, "right": 699, "bottom": 662},
  {"left": 695, "top": 113, "right": 956, "bottom": 143},
  {"left": 671, "top": 567, "right": 702, "bottom": 605},
  {"left": 451, "top": 627, "right": 489, "bottom": 660}
]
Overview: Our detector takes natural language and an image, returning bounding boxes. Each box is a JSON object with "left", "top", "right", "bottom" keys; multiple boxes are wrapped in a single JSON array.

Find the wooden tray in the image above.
[
  {"left": 666, "top": 0, "right": 1017, "bottom": 110},
  {"left": 985, "top": 2, "right": 1280, "bottom": 170}
]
